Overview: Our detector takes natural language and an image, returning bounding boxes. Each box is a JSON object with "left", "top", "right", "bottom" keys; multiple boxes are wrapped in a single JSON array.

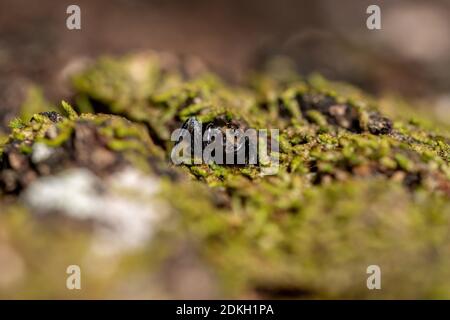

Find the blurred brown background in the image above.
[{"left": 1, "top": 0, "right": 450, "bottom": 127}]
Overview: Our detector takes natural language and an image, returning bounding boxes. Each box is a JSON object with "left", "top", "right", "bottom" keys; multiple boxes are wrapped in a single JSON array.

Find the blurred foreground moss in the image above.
[{"left": 0, "top": 52, "right": 449, "bottom": 298}]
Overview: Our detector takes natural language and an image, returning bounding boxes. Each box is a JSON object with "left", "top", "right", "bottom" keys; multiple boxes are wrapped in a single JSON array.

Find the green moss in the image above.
[
  {"left": 169, "top": 178, "right": 450, "bottom": 298},
  {"left": 395, "top": 153, "right": 414, "bottom": 171},
  {"left": 61, "top": 101, "right": 79, "bottom": 120},
  {"left": 0, "top": 111, "right": 164, "bottom": 194},
  {"left": 11, "top": 55, "right": 450, "bottom": 195},
  {"left": 0, "top": 54, "right": 449, "bottom": 299},
  {"left": 306, "top": 110, "right": 328, "bottom": 127},
  {"left": 8, "top": 118, "right": 26, "bottom": 129}
]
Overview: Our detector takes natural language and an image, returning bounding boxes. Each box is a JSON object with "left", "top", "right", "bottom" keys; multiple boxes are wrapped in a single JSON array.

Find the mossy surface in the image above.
[
  {"left": 0, "top": 52, "right": 449, "bottom": 298},
  {"left": 0, "top": 102, "right": 163, "bottom": 193}
]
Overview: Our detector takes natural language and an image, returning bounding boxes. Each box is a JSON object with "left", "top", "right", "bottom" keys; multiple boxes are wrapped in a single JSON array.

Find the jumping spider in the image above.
[{"left": 175, "top": 116, "right": 255, "bottom": 164}]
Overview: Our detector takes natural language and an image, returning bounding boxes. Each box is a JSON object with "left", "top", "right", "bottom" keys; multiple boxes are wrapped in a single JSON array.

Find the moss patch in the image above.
[{"left": 0, "top": 53, "right": 449, "bottom": 298}]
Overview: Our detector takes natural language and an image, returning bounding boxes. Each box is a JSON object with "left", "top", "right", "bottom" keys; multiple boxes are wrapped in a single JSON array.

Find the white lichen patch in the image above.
[
  {"left": 31, "top": 143, "right": 54, "bottom": 163},
  {"left": 22, "top": 168, "right": 168, "bottom": 255}
]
